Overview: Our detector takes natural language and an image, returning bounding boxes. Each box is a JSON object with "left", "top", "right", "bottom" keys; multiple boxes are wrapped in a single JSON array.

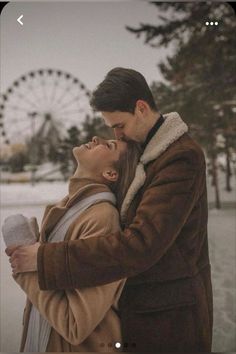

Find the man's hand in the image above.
[{"left": 6, "top": 242, "right": 40, "bottom": 275}]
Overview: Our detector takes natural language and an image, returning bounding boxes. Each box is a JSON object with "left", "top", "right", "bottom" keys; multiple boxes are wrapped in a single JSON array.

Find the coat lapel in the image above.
[
  {"left": 120, "top": 112, "right": 188, "bottom": 221},
  {"left": 40, "top": 182, "right": 110, "bottom": 241},
  {"left": 40, "top": 203, "right": 69, "bottom": 242}
]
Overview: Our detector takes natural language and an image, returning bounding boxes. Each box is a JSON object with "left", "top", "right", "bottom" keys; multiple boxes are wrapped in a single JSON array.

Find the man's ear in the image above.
[
  {"left": 102, "top": 169, "right": 118, "bottom": 182},
  {"left": 135, "top": 100, "right": 149, "bottom": 116}
]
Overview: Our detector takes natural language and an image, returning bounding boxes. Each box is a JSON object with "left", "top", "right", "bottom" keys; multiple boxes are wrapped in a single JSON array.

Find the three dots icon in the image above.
[{"left": 205, "top": 21, "right": 219, "bottom": 26}]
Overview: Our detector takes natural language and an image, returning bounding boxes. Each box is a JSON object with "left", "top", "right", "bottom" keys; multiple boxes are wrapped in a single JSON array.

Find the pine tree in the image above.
[
  {"left": 55, "top": 115, "right": 113, "bottom": 179},
  {"left": 81, "top": 114, "right": 113, "bottom": 142},
  {"left": 127, "top": 2, "right": 236, "bottom": 208}
]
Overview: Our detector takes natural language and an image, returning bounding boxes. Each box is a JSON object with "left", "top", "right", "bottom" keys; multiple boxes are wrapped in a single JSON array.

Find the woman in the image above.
[{"left": 4, "top": 136, "right": 141, "bottom": 352}]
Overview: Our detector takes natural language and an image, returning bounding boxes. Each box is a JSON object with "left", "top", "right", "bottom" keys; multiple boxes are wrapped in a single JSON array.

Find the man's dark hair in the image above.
[{"left": 90, "top": 67, "right": 158, "bottom": 114}]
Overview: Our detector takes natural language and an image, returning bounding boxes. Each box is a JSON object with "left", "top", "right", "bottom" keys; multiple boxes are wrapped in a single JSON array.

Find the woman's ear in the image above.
[{"left": 102, "top": 169, "right": 118, "bottom": 182}]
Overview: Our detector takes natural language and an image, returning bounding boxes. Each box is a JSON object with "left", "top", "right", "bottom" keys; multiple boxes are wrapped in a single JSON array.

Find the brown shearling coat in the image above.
[
  {"left": 37, "top": 112, "right": 213, "bottom": 352},
  {"left": 15, "top": 181, "right": 126, "bottom": 352}
]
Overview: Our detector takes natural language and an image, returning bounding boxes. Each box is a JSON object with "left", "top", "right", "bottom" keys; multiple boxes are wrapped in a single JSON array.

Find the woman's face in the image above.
[{"left": 73, "top": 136, "right": 127, "bottom": 176}]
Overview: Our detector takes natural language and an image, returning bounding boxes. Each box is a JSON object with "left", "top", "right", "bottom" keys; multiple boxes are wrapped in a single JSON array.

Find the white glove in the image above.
[{"left": 2, "top": 214, "right": 39, "bottom": 247}]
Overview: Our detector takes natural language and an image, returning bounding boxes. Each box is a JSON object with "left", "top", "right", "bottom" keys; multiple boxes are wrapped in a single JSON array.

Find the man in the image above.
[{"left": 7, "top": 67, "right": 213, "bottom": 351}]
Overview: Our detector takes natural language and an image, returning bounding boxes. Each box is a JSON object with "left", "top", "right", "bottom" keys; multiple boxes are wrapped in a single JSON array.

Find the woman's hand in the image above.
[{"left": 6, "top": 242, "right": 40, "bottom": 275}]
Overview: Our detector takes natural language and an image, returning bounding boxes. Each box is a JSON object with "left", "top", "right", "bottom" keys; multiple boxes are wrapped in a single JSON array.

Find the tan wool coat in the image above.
[{"left": 15, "top": 180, "right": 126, "bottom": 352}]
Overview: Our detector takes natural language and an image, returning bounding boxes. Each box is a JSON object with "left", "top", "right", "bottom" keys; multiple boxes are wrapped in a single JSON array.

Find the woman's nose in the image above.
[
  {"left": 92, "top": 136, "right": 106, "bottom": 145},
  {"left": 92, "top": 136, "right": 99, "bottom": 144}
]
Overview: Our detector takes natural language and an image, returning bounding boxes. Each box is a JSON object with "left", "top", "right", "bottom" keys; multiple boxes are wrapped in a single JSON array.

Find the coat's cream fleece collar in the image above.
[{"left": 120, "top": 112, "right": 188, "bottom": 222}]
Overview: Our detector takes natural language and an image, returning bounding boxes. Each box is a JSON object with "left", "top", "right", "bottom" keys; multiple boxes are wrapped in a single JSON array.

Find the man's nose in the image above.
[{"left": 113, "top": 128, "right": 123, "bottom": 140}]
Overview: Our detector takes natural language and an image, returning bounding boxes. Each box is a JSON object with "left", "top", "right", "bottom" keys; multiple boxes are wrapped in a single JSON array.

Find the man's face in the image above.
[{"left": 101, "top": 110, "right": 145, "bottom": 143}]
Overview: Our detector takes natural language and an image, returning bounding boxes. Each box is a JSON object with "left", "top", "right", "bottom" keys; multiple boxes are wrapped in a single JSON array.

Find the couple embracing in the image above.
[{"left": 4, "top": 67, "right": 213, "bottom": 352}]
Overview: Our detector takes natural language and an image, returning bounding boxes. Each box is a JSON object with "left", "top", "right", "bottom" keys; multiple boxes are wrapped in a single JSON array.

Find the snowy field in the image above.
[{"left": 0, "top": 175, "right": 236, "bottom": 352}]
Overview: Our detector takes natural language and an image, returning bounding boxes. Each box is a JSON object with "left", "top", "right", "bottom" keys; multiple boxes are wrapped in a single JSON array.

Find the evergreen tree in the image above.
[
  {"left": 81, "top": 114, "right": 113, "bottom": 142},
  {"left": 56, "top": 125, "right": 82, "bottom": 180},
  {"left": 127, "top": 2, "right": 236, "bottom": 207}
]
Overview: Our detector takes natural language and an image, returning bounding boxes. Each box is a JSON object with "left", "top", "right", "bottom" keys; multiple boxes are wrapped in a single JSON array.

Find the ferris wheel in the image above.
[{"left": 0, "top": 68, "right": 92, "bottom": 146}]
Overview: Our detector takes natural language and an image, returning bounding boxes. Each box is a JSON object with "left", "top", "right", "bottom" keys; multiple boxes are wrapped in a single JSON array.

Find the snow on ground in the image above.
[
  {"left": 0, "top": 181, "right": 68, "bottom": 352},
  {"left": 208, "top": 208, "right": 236, "bottom": 351},
  {"left": 1, "top": 180, "right": 68, "bottom": 207},
  {"left": 0, "top": 173, "right": 236, "bottom": 352}
]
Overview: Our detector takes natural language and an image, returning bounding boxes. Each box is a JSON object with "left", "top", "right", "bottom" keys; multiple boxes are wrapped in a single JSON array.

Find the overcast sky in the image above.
[{"left": 1, "top": 1, "right": 172, "bottom": 92}]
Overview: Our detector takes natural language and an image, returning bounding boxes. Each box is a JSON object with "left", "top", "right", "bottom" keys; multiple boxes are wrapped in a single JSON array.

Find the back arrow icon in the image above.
[{"left": 17, "top": 15, "right": 23, "bottom": 26}]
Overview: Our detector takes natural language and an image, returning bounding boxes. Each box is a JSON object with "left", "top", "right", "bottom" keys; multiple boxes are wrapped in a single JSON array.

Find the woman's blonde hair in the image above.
[{"left": 110, "top": 141, "right": 142, "bottom": 211}]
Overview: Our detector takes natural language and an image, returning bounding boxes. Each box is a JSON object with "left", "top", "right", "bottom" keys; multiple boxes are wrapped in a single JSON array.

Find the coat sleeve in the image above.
[
  {"left": 14, "top": 204, "right": 125, "bottom": 346},
  {"left": 38, "top": 149, "right": 205, "bottom": 290},
  {"left": 14, "top": 273, "right": 125, "bottom": 346}
]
